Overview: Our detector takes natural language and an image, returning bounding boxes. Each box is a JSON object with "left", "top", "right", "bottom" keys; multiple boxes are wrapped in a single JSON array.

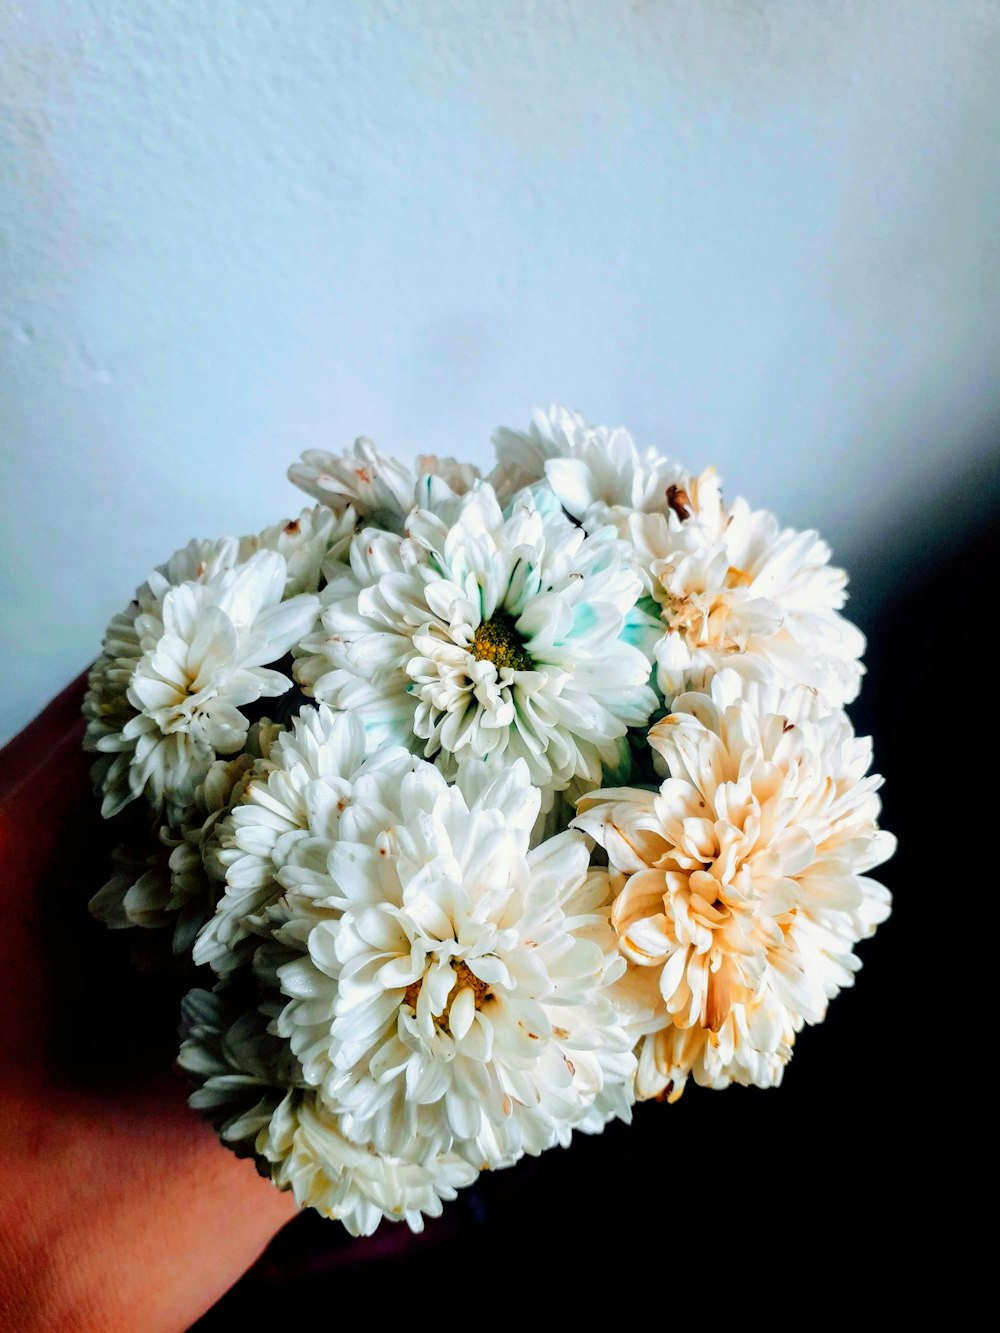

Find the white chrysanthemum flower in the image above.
[
  {"left": 573, "top": 670, "right": 894, "bottom": 1101},
  {"left": 84, "top": 538, "right": 240, "bottom": 817},
  {"left": 274, "top": 744, "right": 635, "bottom": 1168},
  {"left": 89, "top": 722, "right": 280, "bottom": 955},
  {"left": 89, "top": 842, "right": 167, "bottom": 930},
  {"left": 632, "top": 483, "right": 866, "bottom": 706},
  {"left": 178, "top": 986, "right": 300, "bottom": 1149},
  {"left": 193, "top": 704, "right": 416, "bottom": 977},
  {"left": 84, "top": 539, "right": 319, "bottom": 818},
  {"left": 491, "top": 405, "right": 704, "bottom": 535},
  {"left": 490, "top": 408, "right": 862, "bottom": 706},
  {"left": 178, "top": 988, "right": 476, "bottom": 1236},
  {"left": 262, "top": 1092, "right": 478, "bottom": 1235},
  {"left": 289, "top": 437, "right": 480, "bottom": 534},
  {"left": 240, "top": 505, "right": 357, "bottom": 597},
  {"left": 294, "top": 484, "right": 657, "bottom": 807}
]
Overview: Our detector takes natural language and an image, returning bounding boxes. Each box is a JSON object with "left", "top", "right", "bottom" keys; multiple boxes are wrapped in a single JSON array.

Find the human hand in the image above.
[{"left": 0, "top": 678, "right": 297, "bottom": 1333}]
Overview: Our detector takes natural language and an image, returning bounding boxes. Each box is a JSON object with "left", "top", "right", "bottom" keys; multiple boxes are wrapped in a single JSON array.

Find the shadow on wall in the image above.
[{"left": 188, "top": 440, "right": 997, "bottom": 1311}]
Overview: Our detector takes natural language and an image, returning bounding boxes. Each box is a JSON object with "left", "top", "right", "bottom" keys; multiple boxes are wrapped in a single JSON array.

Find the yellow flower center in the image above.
[
  {"left": 470, "top": 610, "right": 534, "bottom": 673},
  {"left": 404, "top": 960, "right": 492, "bottom": 1030},
  {"left": 661, "top": 567, "right": 754, "bottom": 651}
]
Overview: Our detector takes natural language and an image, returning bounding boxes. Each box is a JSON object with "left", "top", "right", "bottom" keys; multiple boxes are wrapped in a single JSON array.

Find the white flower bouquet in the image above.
[{"left": 85, "top": 407, "right": 894, "bottom": 1236}]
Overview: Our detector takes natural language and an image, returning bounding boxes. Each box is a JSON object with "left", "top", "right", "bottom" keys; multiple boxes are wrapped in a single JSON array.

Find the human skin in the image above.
[{"left": 0, "top": 679, "right": 298, "bottom": 1332}]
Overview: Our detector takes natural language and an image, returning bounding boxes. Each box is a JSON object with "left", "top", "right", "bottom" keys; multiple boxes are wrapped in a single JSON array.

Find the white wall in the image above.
[{"left": 2, "top": 1, "right": 999, "bottom": 743}]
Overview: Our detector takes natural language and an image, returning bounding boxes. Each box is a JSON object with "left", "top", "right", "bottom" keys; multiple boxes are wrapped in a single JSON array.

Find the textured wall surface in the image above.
[{"left": 2, "top": 1, "right": 999, "bottom": 742}]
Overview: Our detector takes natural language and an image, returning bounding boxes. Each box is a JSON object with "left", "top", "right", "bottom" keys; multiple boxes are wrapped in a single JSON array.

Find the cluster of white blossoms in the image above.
[
  {"left": 293, "top": 484, "right": 657, "bottom": 814},
  {"left": 86, "top": 406, "right": 893, "bottom": 1235}
]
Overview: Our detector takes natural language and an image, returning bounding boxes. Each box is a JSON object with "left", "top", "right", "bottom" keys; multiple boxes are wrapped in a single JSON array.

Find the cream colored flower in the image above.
[
  {"left": 632, "top": 483, "right": 865, "bottom": 707},
  {"left": 574, "top": 671, "right": 894, "bottom": 1100}
]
